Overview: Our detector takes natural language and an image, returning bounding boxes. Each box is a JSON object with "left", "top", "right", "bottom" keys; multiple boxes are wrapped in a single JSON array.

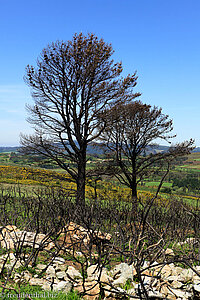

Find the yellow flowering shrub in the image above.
[
  {"left": 0, "top": 165, "right": 196, "bottom": 206},
  {"left": 0, "top": 165, "right": 76, "bottom": 190}
]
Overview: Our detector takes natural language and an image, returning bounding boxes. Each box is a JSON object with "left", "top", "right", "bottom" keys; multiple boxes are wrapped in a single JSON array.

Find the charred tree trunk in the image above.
[
  {"left": 131, "top": 178, "right": 138, "bottom": 217},
  {"left": 76, "top": 150, "right": 86, "bottom": 207},
  {"left": 131, "top": 155, "right": 138, "bottom": 217}
]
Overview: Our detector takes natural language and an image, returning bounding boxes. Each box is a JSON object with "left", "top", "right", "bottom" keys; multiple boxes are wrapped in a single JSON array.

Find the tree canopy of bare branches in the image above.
[
  {"left": 20, "top": 33, "right": 140, "bottom": 206},
  {"left": 98, "top": 101, "right": 194, "bottom": 211}
]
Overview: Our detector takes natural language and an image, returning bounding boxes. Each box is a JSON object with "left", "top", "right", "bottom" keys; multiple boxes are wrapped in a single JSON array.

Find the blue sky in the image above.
[{"left": 0, "top": 0, "right": 200, "bottom": 146}]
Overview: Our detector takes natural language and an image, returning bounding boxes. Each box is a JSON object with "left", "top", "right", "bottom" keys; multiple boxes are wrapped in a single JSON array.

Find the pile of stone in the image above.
[
  {"left": 0, "top": 225, "right": 54, "bottom": 250},
  {"left": 0, "top": 223, "right": 112, "bottom": 251},
  {"left": 1, "top": 224, "right": 200, "bottom": 299},
  {"left": 1, "top": 252, "right": 200, "bottom": 299},
  {"left": 59, "top": 222, "right": 112, "bottom": 246}
]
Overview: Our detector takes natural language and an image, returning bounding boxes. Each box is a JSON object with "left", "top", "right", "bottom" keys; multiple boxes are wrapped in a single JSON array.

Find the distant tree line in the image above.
[{"left": 172, "top": 174, "right": 200, "bottom": 193}]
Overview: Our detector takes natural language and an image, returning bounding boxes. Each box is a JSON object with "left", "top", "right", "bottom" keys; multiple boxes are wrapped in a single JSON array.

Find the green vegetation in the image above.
[
  {"left": 0, "top": 284, "right": 81, "bottom": 299},
  {"left": 0, "top": 151, "right": 200, "bottom": 205},
  {"left": 0, "top": 152, "right": 199, "bottom": 299}
]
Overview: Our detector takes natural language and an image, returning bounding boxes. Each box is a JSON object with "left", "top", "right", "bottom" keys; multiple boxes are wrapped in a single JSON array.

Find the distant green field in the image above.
[
  {"left": 144, "top": 181, "right": 172, "bottom": 187},
  {"left": 0, "top": 150, "right": 199, "bottom": 208}
]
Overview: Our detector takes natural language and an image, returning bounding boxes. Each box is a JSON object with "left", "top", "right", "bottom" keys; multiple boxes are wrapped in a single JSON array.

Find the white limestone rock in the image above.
[
  {"left": 46, "top": 265, "right": 56, "bottom": 277},
  {"left": 66, "top": 266, "right": 82, "bottom": 279},
  {"left": 29, "top": 278, "right": 45, "bottom": 286},
  {"left": 52, "top": 257, "right": 65, "bottom": 265},
  {"left": 194, "top": 284, "right": 200, "bottom": 293},
  {"left": 53, "top": 280, "right": 72, "bottom": 292},
  {"left": 56, "top": 271, "right": 67, "bottom": 280}
]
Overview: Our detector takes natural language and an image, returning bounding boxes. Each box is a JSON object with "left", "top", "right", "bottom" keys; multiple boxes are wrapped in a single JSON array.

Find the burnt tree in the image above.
[
  {"left": 20, "top": 33, "right": 140, "bottom": 206},
  {"left": 99, "top": 101, "right": 194, "bottom": 212}
]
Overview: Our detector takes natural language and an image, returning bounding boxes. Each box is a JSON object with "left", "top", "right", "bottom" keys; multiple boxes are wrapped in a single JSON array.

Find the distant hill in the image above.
[
  {"left": 192, "top": 147, "right": 200, "bottom": 152},
  {"left": 0, "top": 147, "right": 20, "bottom": 153},
  {"left": 87, "top": 144, "right": 200, "bottom": 155},
  {"left": 0, "top": 144, "right": 199, "bottom": 155}
]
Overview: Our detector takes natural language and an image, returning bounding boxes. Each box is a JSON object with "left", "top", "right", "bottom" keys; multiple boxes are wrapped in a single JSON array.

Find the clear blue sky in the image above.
[{"left": 0, "top": 0, "right": 199, "bottom": 146}]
